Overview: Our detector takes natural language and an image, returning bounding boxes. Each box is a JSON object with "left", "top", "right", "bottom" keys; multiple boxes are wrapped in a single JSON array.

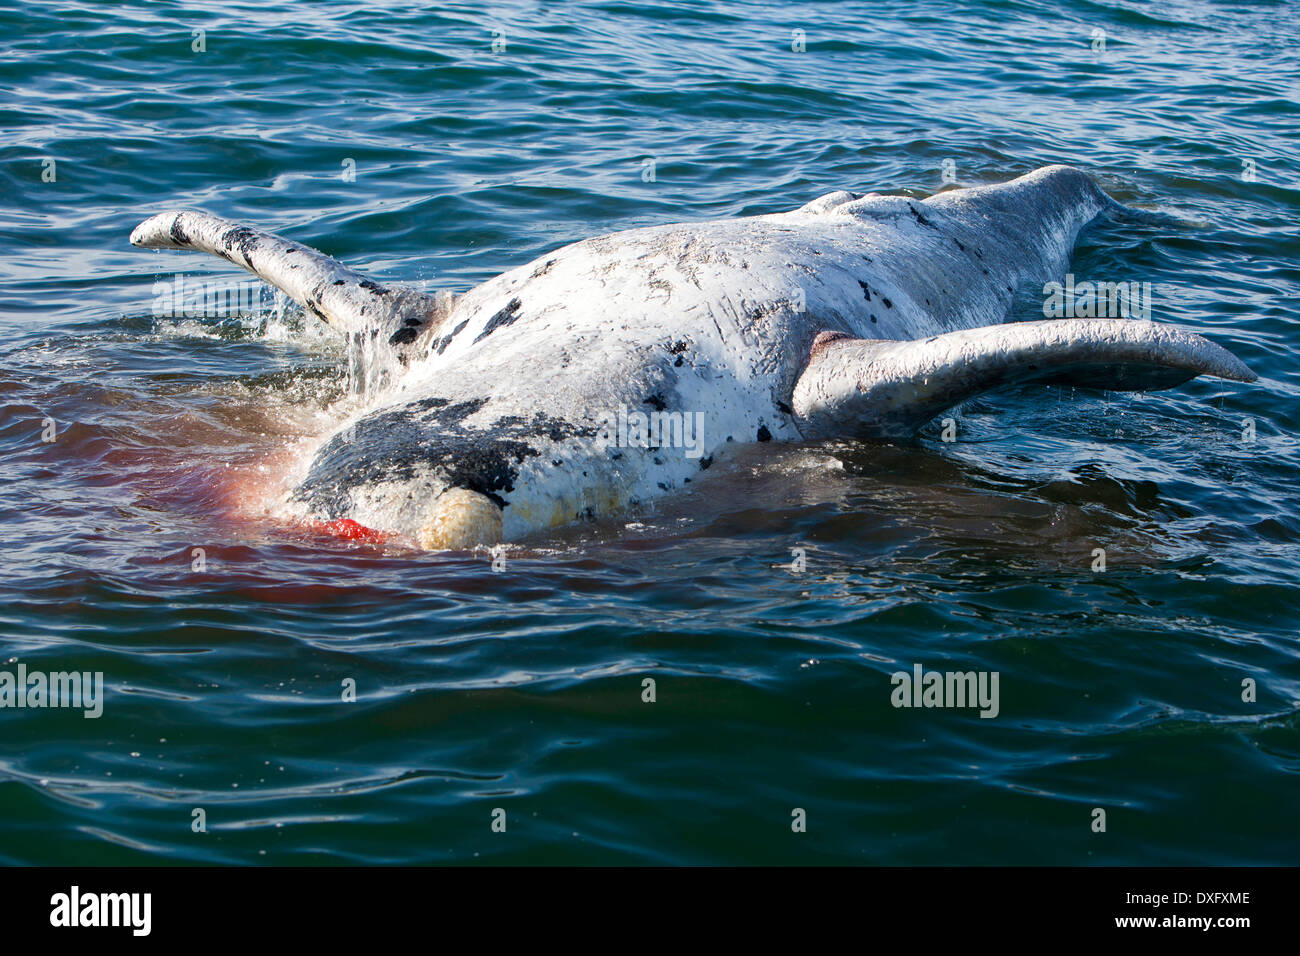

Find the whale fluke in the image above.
[
  {"left": 130, "top": 210, "right": 449, "bottom": 346},
  {"left": 792, "top": 320, "right": 1256, "bottom": 439}
]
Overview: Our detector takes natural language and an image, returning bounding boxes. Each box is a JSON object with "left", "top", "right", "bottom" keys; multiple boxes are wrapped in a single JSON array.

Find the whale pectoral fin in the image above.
[
  {"left": 791, "top": 320, "right": 1256, "bottom": 439},
  {"left": 130, "top": 210, "right": 447, "bottom": 347}
]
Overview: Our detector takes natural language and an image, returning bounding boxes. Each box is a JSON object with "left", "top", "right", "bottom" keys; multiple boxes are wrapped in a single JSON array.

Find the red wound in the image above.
[{"left": 312, "top": 518, "right": 390, "bottom": 544}]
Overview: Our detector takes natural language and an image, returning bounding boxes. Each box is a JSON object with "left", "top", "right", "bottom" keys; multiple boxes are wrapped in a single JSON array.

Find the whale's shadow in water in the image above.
[{"left": 535, "top": 396, "right": 1222, "bottom": 574}]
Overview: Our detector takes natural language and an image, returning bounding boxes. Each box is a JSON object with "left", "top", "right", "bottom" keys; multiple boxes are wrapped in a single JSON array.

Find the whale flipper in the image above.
[
  {"left": 130, "top": 210, "right": 449, "bottom": 347},
  {"left": 792, "top": 319, "right": 1256, "bottom": 439}
]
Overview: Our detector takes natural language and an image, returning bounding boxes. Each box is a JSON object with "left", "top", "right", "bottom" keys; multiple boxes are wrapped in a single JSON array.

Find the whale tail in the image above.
[
  {"left": 130, "top": 210, "right": 450, "bottom": 347},
  {"left": 792, "top": 319, "right": 1256, "bottom": 439}
]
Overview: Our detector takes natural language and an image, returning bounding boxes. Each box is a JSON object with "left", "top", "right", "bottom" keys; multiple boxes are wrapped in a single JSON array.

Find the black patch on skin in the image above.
[
  {"left": 882, "top": 296, "right": 892, "bottom": 308},
  {"left": 757, "top": 424, "right": 772, "bottom": 442},
  {"left": 744, "top": 301, "right": 788, "bottom": 327},
  {"left": 358, "top": 279, "right": 389, "bottom": 295},
  {"left": 667, "top": 340, "right": 689, "bottom": 354},
  {"left": 870, "top": 314, "right": 878, "bottom": 323},
  {"left": 643, "top": 393, "right": 668, "bottom": 411},
  {"left": 169, "top": 218, "right": 189, "bottom": 245},
  {"left": 775, "top": 400, "right": 793, "bottom": 415},
  {"left": 302, "top": 281, "right": 331, "bottom": 323},
  {"left": 220, "top": 226, "right": 260, "bottom": 263},
  {"left": 531, "top": 259, "right": 557, "bottom": 278},
  {"left": 859, "top": 280, "right": 871, "bottom": 301},
  {"left": 699, "top": 455, "right": 713, "bottom": 470},
  {"left": 492, "top": 413, "right": 586, "bottom": 445},
  {"left": 954, "top": 239, "right": 966, "bottom": 252},
  {"left": 908, "top": 205, "right": 935, "bottom": 229},
  {"left": 291, "top": 398, "right": 596, "bottom": 516},
  {"left": 472, "top": 297, "right": 523, "bottom": 344},
  {"left": 333, "top": 279, "right": 345, "bottom": 286},
  {"left": 435, "top": 318, "right": 470, "bottom": 354},
  {"left": 389, "top": 326, "right": 419, "bottom": 345}
]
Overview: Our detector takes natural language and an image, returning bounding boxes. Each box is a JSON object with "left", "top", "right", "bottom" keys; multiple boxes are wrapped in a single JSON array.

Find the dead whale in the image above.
[{"left": 130, "top": 165, "right": 1255, "bottom": 549}]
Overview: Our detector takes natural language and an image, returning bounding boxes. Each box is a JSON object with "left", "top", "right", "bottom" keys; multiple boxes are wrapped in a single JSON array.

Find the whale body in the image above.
[{"left": 131, "top": 166, "right": 1255, "bottom": 549}]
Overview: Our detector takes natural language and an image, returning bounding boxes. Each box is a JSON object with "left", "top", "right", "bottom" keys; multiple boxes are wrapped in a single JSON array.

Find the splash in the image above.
[{"left": 342, "top": 320, "right": 404, "bottom": 405}]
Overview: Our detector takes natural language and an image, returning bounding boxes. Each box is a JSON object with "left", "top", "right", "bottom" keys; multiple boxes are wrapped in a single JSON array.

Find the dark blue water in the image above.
[{"left": 1, "top": 0, "right": 1298, "bottom": 864}]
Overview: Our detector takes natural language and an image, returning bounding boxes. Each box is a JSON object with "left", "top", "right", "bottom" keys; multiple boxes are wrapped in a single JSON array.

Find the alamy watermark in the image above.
[
  {"left": 50, "top": 886, "right": 150, "bottom": 935},
  {"left": 594, "top": 405, "right": 705, "bottom": 459},
  {"left": 152, "top": 273, "right": 267, "bottom": 318},
  {"left": 890, "top": 663, "right": 999, "bottom": 718},
  {"left": 0, "top": 663, "right": 103, "bottom": 717},
  {"left": 1043, "top": 274, "right": 1152, "bottom": 320}
]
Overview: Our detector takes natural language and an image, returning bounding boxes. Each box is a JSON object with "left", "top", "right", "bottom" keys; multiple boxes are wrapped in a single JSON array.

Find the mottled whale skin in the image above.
[{"left": 130, "top": 166, "right": 1255, "bottom": 549}]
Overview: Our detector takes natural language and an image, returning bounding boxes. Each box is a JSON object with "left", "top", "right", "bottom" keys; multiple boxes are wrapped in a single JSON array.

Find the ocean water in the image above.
[{"left": 1, "top": 0, "right": 1298, "bottom": 865}]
